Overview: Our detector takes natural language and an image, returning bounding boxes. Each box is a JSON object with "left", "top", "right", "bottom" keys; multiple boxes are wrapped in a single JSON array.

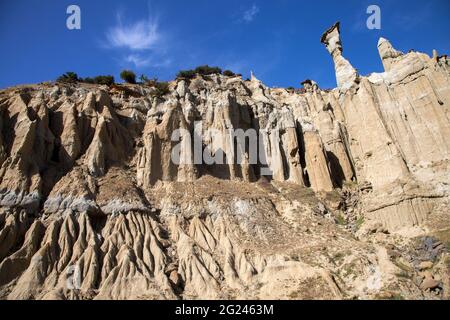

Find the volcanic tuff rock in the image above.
[{"left": 0, "top": 23, "right": 449, "bottom": 300}]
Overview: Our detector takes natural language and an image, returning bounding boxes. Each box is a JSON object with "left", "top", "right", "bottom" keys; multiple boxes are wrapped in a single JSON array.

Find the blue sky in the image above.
[{"left": 0, "top": 0, "right": 449, "bottom": 89}]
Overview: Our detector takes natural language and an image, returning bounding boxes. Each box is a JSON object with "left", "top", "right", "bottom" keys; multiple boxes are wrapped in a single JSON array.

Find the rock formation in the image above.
[{"left": 0, "top": 23, "right": 449, "bottom": 300}]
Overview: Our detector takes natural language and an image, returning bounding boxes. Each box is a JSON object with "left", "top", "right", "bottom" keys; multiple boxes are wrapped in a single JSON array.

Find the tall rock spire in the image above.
[
  {"left": 321, "top": 22, "right": 359, "bottom": 90},
  {"left": 377, "top": 37, "right": 403, "bottom": 72}
]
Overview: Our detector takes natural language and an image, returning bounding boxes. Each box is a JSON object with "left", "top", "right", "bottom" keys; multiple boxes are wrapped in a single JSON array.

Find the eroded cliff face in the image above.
[{"left": 0, "top": 23, "right": 449, "bottom": 300}]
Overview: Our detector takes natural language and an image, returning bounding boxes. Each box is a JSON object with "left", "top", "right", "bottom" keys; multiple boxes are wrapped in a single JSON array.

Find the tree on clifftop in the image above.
[{"left": 120, "top": 70, "right": 136, "bottom": 84}]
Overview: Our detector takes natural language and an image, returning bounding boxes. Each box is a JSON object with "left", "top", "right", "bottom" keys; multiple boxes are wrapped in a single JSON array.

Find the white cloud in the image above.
[
  {"left": 104, "top": 8, "right": 173, "bottom": 71},
  {"left": 243, "top": 4, "right": 259, "bottom": 22},
  {"left": 106, "top": 13, "right": 160, "bottom": 50},
  {"left": 124, "top": 54, "right": 172, "bottom": 68},
  {"left": 125, "top": 54, "right": 151, "bottom": 67}
]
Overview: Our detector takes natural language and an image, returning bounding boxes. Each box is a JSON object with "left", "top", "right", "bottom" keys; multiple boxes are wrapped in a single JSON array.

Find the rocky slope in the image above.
[{"left": 0, "top": 23, "right": 449, "bottom": 300}]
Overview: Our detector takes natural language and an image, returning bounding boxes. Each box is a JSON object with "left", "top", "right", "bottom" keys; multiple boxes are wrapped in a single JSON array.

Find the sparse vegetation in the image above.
[
  {"left": 223, "top": 70, "right": 236, "bottom": 77},
  {"left": 92, "top": 75, "right": 115, "bottom": 86},
  {"left": 333, "top": 252, "right": 345, "bottom": 261},
  {"left": 341, "top": 262, "right": 357, "bottom": 278},
  {"left": 139, "top": 74, "right": 150, "bottom": 83},
  {"left": 395, "top": 270, "right": 412, "bottom": 279},
  {"left": 355, "top": 216, "right": 365, "bottom": 230},
  {"left": 82, "top": 77, "right": 95, "bottom": 84},
  {"left": 147, "top": 80, "right": 170, "bottom": 98},
  {"left": 343, "top": 180, "right": 358, "bottom": 189},
  {"left": 393, "top": 259, "right": 413, "bottom": 273},
  {"left": 336, "top": 214, "right": 347, "bottom": 225},
  {"left": 57, "top": 72, "right": 114, "bottom": 85},
  {"left": 177, "top": 65, "right": 224, "bottom": 79},
  {"left": 176, "top": 69, "right": 196, "bottom": 79},
  {"left": 120, "top": 70, "right": 136, "bottom": 84},
  {"left": 155, "top": 81, "right": 170, "bottom": 96},
  {"left": 325, "top": 190, "right": 342, "bottom": 204},
  {"left": 195, "top": 65, "right": 222, "bottom": 76},
  {"left": 56, "top": 72, "right": 79, "bottom": 83},
  {"left": 329, "top": 251, "right": 345, "bottom": 266}
]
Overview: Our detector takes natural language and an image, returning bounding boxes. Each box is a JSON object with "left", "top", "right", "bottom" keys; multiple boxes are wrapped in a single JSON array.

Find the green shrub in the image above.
[
  {"left": 336, "top": 214, "right": 347, "bottom": 225},
  {"left": 139, "top": 74, "right": 150, "bottom": 83},
  {"left": 120, "top": 70, "right": 136, "bottom": 84},
  {"left": 58, "top": 73, "right": 114, "bottom": 85},
  {"left": 82, "top": 77, "right": 95, "bottom": 84},
  {"left": 151, "top": 81, "right": 170, "bottom": 97},
  {"left": 195, "top": 65, "right": 222, "bottom": 75},
  {"left": 142, "top": 77, "right": 160, "bottom": 87},
  {"left": 176, "top": 65, "right": 223, "bottom": 79},
  {"left": 79, "top": 76, "right": 114, "bottom": 85},
  {"left": 93, "top": 75, "right": 115, "bottom": 86},
  {"left": 395, "top": 271, "right": 412, "bottom": 279},
  {"left": 355, "top": 217, "right": 365, "bottom": 230},
  {"left": 176, "top": 69, "right": 196, "bottom": 79},
  {"left": 223, "top": 70, "right": 236, "bottom": 77},
  {"left": 57, "top": 72, "right": 79, "bottom": 83}
]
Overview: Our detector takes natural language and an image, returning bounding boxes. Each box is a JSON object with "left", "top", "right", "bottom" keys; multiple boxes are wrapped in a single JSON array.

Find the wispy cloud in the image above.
[
  {"left": 242, "top": 4, "right": 259, "bottom": 23},
  {"left": 125, "top": 54, "right": 151, "bottom": 67},
  {"left": 102, "top": 4, "right": 174, "bottom": 73},
  {"left": 106, "top": 13, "right": 160, "bottom": 50},
  {"left": 123, "top": 53, "right": 172, "bottom": 68}
]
